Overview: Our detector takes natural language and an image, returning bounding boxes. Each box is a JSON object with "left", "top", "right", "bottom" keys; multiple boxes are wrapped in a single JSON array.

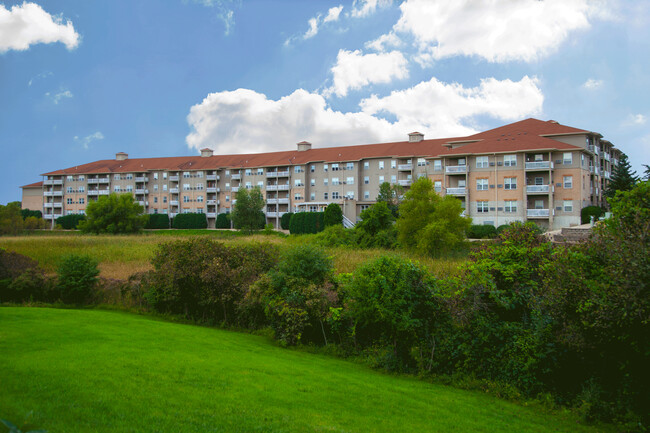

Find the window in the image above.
[
  {"left": 434, "top": 181, "right": 442, "bottom": 192},
  {"left": 379, "top": 161, "right": 384, "bottom": 170},
  {"left": 183, "top": 172, "right": 191, "bottom": 178},
  {"left": 153, "top": 173, "right": 159, "bottom": 180},
  {"left": 564, "top": 200, "right": 573, "bottom": 212},
  {"left": 563, "top": 176, "right": 573, "bottom": 188},
  {"left": 163, "top": 184, "right": 168, "bottom": 192},
  {"left": 309, "top": 205, "right": 319, "bottom": 213},
  {"left": 258, "top": 168, "right": 264, "bottom": 175},
  {"left": 504, "top": 177, "right": 517, "bottom": 190},
  {"left": 534, "top": 154, "right": 543, "bottom": 161},
  {"left": 294, "top": 193, "right": 302, "bottom": 200},
  {"left": 195, "top": 195, "right": 202, "bottom": 203},
  {"left": 225, "top": 170, "right": 230, "bottom": 176},
  {"left": 126, "top": 174, "right": 133, "bottom": 180},
  {"left": 361, "top": 205, "right": 370, "bottom": 212},
  {"left": 183, "top": 196, "right": 190, "bottom": 203},
  {"left": 245, "top": 169, "right": 252, "bottom": 176},
  {"left": 324, "top": 178, "right": 328, "bottom": 186},
  {"left": 197, "top": 171, "right": 203, "bottom": 178},
  {"left": 346, "top": 191, "right": 354, "bottom": 199},
  {"left": 246, "top": 182, "right": 253, "bottom": 189},
  {"left": 310, "top": 193, "right": 315, "bottom": 200},
  {"left": 324, "top": 164, "right": 328, "bottom": 172},
  {"left": 324, "top": 192, "right": 328, "bottom": 200},
  {"left": 154, "top": 197, "right": 158, "bottom": 204},
  {"left": 458, "top": 158, "right": 466, "bottom": 166},
  {"left": 67, "top": 198, "right": 73, "bottom": 204},
  {"left": 294, "top": 166, "right": 303, "bottom": 173},
  {"left": 364, "top": 176, "right": 369, "bottom": 184},
  {"left": 477, "top": 201, "right": 489, "bottom": 213},
  {"left": 332, "top": 191, "right": 340, "bottom": 199},
  {"left": 163, "top": 196, "right": 167, "bottom": 204},
  {"left": 535, "top": 177, "right": 544, "bottom": 186},
  {"left": 114, "top": 186, "right": 121, "bottom": 192},
  {"left": 79, "top": 198, "right": 84, "bottom": 204},
  {"left": 504, "top": 155, "right": 517, "bottom": 167},
  {"left": 458, "top": 179, "right": 466, "bottom": 188},
  {"left": 126, "top": 185, "right": 133, "bottom": 192},
  {"left": 504, "top": 200, "right": 517, "bottom": 213},
  {"left": 391, "top": 175, "right": 397, "bottom": 184},
  {"left": 257, "top": 181, "right": 264, "bottom": 188},
  {"left": 476, "top": 156, "right": 489, "bottom": 168},
  {"left": 78, "top": 186, "right": 85, "bottom": 193},
  {"left": 78, "top": 175, "right": 85, "bottom": 181},
  {"left": 391, "top": 160, "right": 397, "bottom": 169},
  {"left": 563, "top": 152, "right": 573, "bottom": 165},
  {"left": 332, "top": 163, "right": 339, "bottom": 171},
  {"left": 163, "top": 172, "right": 168, "bottom": 180},
  {"left": 535, "top": 200, "right": 544, "bottom": 209},
  {"left": 114, "top": 174, "right": 121, "bottom": 181},
  {"left": 67, "top": 175, "right": 74, "bottom": 181},
  {"left": 364, "top": 191, "right": 370, "bottom": 199},
  {"left": 154, "top": 184, "right": 159, "bottom": 192},
  {"left": 379, "top": 175, "right": 384, "bottom": 183},
  {"left": 346, "top": 162, "right": 354, "bottom": 170},
  {"left": 363, "top": 161, "right": 369, "bottom": 170},
  {"left": 225, "top": 195, "right": 230, "bottom": 202},
  {"left": 332, "top": 177, "right": 340, "bottom": 186},
  {"left": 67, "top": 187, "right": 73, "bottom": 193},
  {"left": 417, "top": 158, "right": 426, "bottom": 167},
  {"left": 417, "top": 173, "right": 426, "bottom": 179},
  {"left": 477, "top": 179, "right": 488, "bottom": 191},
  {"left": 433, "top": 160, "right": 442, "bottom": 171},
  {"left": 310, "top": 165, "right": 315, "bottom": 173},
  {"left": 346, "top": 177, "right": 354, "bottom": 185},
  {"left": 310, "top": 179, "right": 316, "bottom": 186},
  {"left": 183, "top": 184, "right": 191, "bottom": 191},
  {"left": 294, "top": 179, "right": 302, "bottom": 187},
  {"left": 225, "top": 182, "right": 230, "bottom": 189},
  {"left": 196, "top": 183, "right": 204, "bottom": 190}
]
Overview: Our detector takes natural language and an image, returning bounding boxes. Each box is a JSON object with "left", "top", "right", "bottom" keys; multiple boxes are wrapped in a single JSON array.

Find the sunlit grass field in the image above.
[
  {"left": 0, "top": 230, "right": 465, "bottom": 279},
  {"left": 0, "top": 307, "right": 611, "bottom": 433}
]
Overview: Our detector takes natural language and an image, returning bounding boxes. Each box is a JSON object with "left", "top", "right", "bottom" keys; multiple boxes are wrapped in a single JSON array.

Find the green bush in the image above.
[
  {"left": 146, "top": 213, "right": 170, "bottom": 229},
  {"left": 172, "top": 213, "right": 208, "bottom": 229},
  {"left": 289, "top": 212, "right": 324, "bottom": 234},
  {"left": 323, "top": 203, "right": 343, "bottom": 227},
  {"left": 581, "top": 205, "right": 603, "bottom": 224},
  {"left": 79, "top": 193, "right": 147, "bottom": 234},
  {"left": 56, "top": 254, "right": 100, "bottom": 304},
  {"left": 313, "top": 225, "right": 357, "bottom": 247},
  {"left": 355, "top": 202, "right": 397, "bottom": 248},
  {"left": 21, "top": 209, "right": 42, "bottom": 219},
  {"left": 466, "top": 224, "right": 497, "bottom": 239},
  {"left": 55, "top": 214, "right": 86, "bottom": 230},
  {"left": 216, "top": 213, "right": 231, "bottom": 229},
  {"left": 0, "top": 249, "right": 44, "bottom": 303},
  {"left": 280, "top": 212, "right": 293, "bottom": 230}
]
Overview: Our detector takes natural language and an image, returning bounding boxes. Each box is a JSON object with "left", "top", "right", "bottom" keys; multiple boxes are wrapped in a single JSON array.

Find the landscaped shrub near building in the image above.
[
  {"left": 21, "top": 209, "right": 42, "bottom": 219},
  {"left": 56, "top": 254, "right": 100, "bottom": 304},
  {"left": 581, "top": 205, "right": 604, "bottom": 224},
  {"left": 216, "top": 213, "right": 230, "bottom": 229},
  {"left": 172, "top": 213, "right": 207, "bottom": 229},
  {"left": 232, "top": 210, "right": 265, "bottom": 231},
  {"left": 56, "top": 214, "right": 86, "bottom": 230},
  {"left": 146, "top": 213, "right": 170, "bottom": 229},
  {"left": 280, "top": 212, "right": 293, "bottom": 230},
  {"left": 289, "top": 212, "right": 324, "bottom": 234},
  {"left": 323, "top": 203, "right": 343, "bottom": 227},
  {"left": 466, "top": 224, "right": 497, "bottom": 239}
]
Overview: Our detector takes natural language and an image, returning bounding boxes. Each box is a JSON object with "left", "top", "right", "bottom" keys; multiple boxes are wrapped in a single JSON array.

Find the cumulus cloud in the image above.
[
  {"left": 326, "top": 49, "right": 409, "bottom": 98},
  {"left": 74, "top": 132, "right": 104, "bottom": 149},
  {"left": 391, "top": 0, "right": 601, "bottom": 63},
  {"left": 624, "top": 114, "right": 647, "bottom": 126},
  {"left": 186, "top": 76, "right": 543, "bottom": 154},
  {"left": 350, "top": 0, "right": 393, "bottom": 18},
  {"left": 365, "top": 32, "right": 402, "bottom": 52},
  {"left": 583, "top": 78, "right": 604, "bottom": 89},
  {"left": 0, "top": 2, "right": 79, "bottom": 53},
  {"left": 286, "top": 5, "right": 344, "bottom": 44},
  {"left": 323, "top": 5, "right": 344, "bottom": 23},
  {"left": 303, "top": 16, "right": 319, "bottom": 39},
  {"left": 45, "top": 88, "right": 73, "bottom": 104}
]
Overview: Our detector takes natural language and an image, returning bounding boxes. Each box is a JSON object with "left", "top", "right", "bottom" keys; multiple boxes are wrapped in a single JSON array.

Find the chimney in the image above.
[
  {"left": 200, "top": 148, "right": 214, "bottom": 157},
  {"left": 297, "top": 141, "right": 312, "bottom": 151},
  {"left": 408, "top": 132, "right": 424, "bottom": 142},
  {"left": 116, "top": 152, "right": 128, "bottom": 161}
]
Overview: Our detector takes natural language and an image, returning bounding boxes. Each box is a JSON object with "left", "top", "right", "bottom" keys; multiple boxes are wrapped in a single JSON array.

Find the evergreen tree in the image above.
[
  {"left": 323, "top": 203, "right": 343, "bottom": 226},
  {"left": 642, "top": 164, "right": 650, "bottom": 182},
  {"left": 605, "top": 153, "right": 638, "bottom": 199}
]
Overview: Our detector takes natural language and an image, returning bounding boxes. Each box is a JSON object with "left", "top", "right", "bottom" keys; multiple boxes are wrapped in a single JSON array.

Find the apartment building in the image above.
[{"left": 25, "top": 118, "right": 622, "bottom": 230}]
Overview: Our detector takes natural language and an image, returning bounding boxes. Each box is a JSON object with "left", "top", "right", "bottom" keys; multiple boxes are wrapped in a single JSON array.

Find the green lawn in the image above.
[{"left": 0, "top": 308, "right": 609, "bottom": 433}]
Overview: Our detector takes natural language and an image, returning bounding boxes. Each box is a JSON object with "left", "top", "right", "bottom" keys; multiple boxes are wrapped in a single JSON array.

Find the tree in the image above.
[
  {"left": 396, "top": 178, "right": 471, "bottom": 255},
  {"left": 231, "top": 187, "right": 265, "bottom": 233},
  {"left": 78, "top": 193, "right": 147, "bottom": 234},
  {"left": 376, "top": 182, "right": 403, "bottom": 217},
  {"left": 0, "top": 202, "right": 24, "bottom": 235},
  {"left": 643, "top": 164, "right": 650, "bottom": 181},
  {"left": 56, "top": 254, "right": 99, "bottom": 303},
  {"left": 323, "top": 203, "right": 343, "bottom": 227},
  {"left": 354, "top": 201, "right": 397, "bottom": 248},
  {"left": 605, "top": 153, "right": 638, "bottom": 200}
]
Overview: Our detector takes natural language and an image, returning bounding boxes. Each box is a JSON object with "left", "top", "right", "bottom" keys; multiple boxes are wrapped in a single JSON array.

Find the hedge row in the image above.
[
  {"left": 216, "top": 213, "right": 230, "bottom": 229},
  {"left": 289, "top": 212, "right": 325, "bottom": 234},
  {"left": 56, "top": 214, "right": 86, "bottom": 230},
  {"left": 171, "top": 213, "right": 207, "bottom": 229},
  {"left": 146, "top": 214, "right": 170, "bottom": 229}
]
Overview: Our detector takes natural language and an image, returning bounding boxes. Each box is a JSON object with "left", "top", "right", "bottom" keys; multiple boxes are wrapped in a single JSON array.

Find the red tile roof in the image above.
[
  {"left": 41, "top": 118, "right": 593, "bottom": 176},
  {"left": 21, "top": 181, "right": 44, "bottom": 188}
]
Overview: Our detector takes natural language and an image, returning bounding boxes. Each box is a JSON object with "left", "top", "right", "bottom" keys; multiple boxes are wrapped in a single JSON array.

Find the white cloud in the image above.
[
  {"left": 326, "top": 49, "right": 409, "bottom": 98},
  {"left": 392, "top": 0, "right": 601, "bottom": 63},
  {"left": 360, "top": 75, "right": 544, "bottom": 136},
  {"left": 186, "top": 76, "right": 543, "bottom": 154},
  {"left": 323, "top": 6, "right": 344, "bottom": 23},
  {"left": 350, "top": 0, "right": 393, "bottom": 18},
  {"left": 28, "top": 71, "right": 53, "bottom": 86},
  {"left": 74, "top": 132, "right": 104, "bottom": 150},
  {"left": 304, "top": 16, "right": 319, "bottom": 39},
  {"left": 0, "top": 2, "right": 79, "bottom": 53},
  {"left": 186, "top": 0, "right": 238, "bottom": 35},
  {"left": 45, "top": 88, "right": 73, "bottom": 104},
  {"left": 624, "top": 114, "right": 647, "bottom": 126},
  {"left": 583, "top": 78, "right": 604, "bottom": 89},
  {"left": 365, "top": 32, "right": 402, "bottom": 52}
]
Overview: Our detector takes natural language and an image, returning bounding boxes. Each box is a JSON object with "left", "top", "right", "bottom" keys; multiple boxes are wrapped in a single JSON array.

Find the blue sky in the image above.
[{"left": 1, "top": 0, "right": 649, "bottom": 203}]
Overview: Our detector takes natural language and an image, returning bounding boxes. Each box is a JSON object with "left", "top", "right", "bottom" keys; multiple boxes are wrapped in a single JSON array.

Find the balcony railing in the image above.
[
  {"left": 604, "top": 171, "right": 611, "bottom": 179},
  {"left": 266, "top": 184, "right": 290, "bottom": 191},
  {"left": 44, "top": 191, "right": 63, "bottom": 197},
  {"left": 266, "top": 171, "right": 290, "bottom": 178},
  {"left": 206, "top": 174, "right": 217, "bottom": 181},
  {"left": 398, "top": 164, "right": 413, "bottom": 171},
  {"left": 526, "top": 185, "right": 550, "bottom": 194},
  {"left": 206, "top": 187, "right": 217, "bottom": 193},
  {"left": 266, "top": 211, "right": 288, "bottom": 218},
  {"left": 98, "top": 190, "right": 109, "bottom": 195},
  {"left": 135, "top": 176, "right": 148, "bottom": 182},
  {"left": 445, "top": 165, "right": 467, "bottom": 174},
  {"left": 88, "top": 177, "right": 110, "bottom": 184},
  {"left": 169, "top": 212, "right": 178, "bottom": 218},
  {"left": 135, "top": 189, "right": 148, "bottom": 195},
  {"left": 137, "top": 201, "right": 148, "bottom": 206},
  {"left": 170, "top": 188, "right": 179, "bottom": 194},
  {"left": 169, "top": 175, "right": 179, "bottom": 181},
  {"left": 527, "top": 209, "right": 550, "bottom": 218},
  {"left": 525, "top": 161, "right": 553, "bottom": 170},
  {"left": 170, "top": 200, "right": 179, "bottom": 206},
  {"left": 206, "top": 200, "right": 217, "bottom": 205},
  {"left": 44, "top": 202, "right": 63, "bottom": 208},
  {"left": 44, "top": 179, "right": 63, "bottom": 185},
  {"left": 206, "top": 213, "right": 217, "bottom": 218},
  {"left": 398, "top": 180, "right": 412, "bottom": 186},
  {"left": 231, "top": 187, "right": 239, "bottom": 193},
  {"left": 231, "top": 174, "right": 241, "bottom": 180},
  {"left": 266, "top": 198, "right": 290, "bottom": 205},
  {"left": 446, "top": 187, "right": 466, "bottom": 195}
]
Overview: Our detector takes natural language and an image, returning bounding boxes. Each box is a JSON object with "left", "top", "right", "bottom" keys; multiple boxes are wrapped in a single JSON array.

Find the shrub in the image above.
[
  {"left": 216, "top": 213, "right": 231, "bottom": 229},
  {"left": 280, "top": 212, "right": 293, "bottom": 230},
  {"left": 56, "top": 214, "right": 86, "bottom": 230},
  {"left": 466, "top": 224, "right": 497, "bottom": 239},
  {"left": 323, "top": 203, "right": 343, "bottom": 227},
  {"left": 355, "top": 202, "right": 397, "bottom": 248},
  {"left": 146, "top": 213, "right": 170, "bottom": 229},
  {"left": 0, "top": 202, "right": 24, "bottom": 235},
  {"left": 289, "top": 212, "right": 325, "bottom": 234},
  {"left": 79, "top": 193, "right": 147, "bottom": 234},
  {"left": 21, "top": 209, "right": 42, "bottom": 219},
  {"left": 0, "top": 249, "right": 43, "bottom": 303},
  {"left": 56, "top": 254, "right": 100, "bottom": 304},
  {"left": 580, "top": 205, "right": 603, "bottom": 224},
  {"left": 23, "top": 216, "right": 47, "bottom": 230},
  {"left": 172, "top": 213, "right": 207, "bottom": 229},
  {"left": 313, "top": 225, "right": 356, "bottom": 248}
]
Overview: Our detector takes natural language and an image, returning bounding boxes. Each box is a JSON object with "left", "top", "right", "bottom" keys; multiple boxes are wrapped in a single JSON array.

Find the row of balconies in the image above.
[
  {"left": 44, "top": 191, "right": 63, "bottom": 197},
  {"left": 444, "top": 185, "right": 554, "bottom": 196},
  {"left": 44, "top": 179, "right": 63, "bottom": 185},
  {"left": 88, "top": 178, "right": 110, "bottom": 184},
  {"left": 444, "top": 161, "right": 556, "bottom": 174},
  {"left": 266, "top": 184, "right": 290, "bottom": 191},
  {"left": 44, "top": 202, "right": 63, "bottom": 208},
  {"left": 87, "top": 190, "right": 110, "bottom": 196},
  {"left": 266, "top": 198, "right": 290, "bottom": 205},
  {"left": 266, "top": 171, "right": 290, "bottom": 178}
]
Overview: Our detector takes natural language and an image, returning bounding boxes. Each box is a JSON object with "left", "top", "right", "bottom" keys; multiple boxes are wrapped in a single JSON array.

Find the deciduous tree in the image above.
[
  {"left": 232, "top": 187, "right": 265, "bottom": 232},
  {"left": 78, "top": 193, "right": 147, "bottom": 234}
]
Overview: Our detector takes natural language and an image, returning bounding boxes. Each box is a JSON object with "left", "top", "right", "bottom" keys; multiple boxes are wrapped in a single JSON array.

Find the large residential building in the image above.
[{"left": 23, "top": 118, "right": 622, "bottom": 230}]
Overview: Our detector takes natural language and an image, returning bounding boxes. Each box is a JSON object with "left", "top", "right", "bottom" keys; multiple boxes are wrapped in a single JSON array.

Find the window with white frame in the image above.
[
  {"left": 154, "top": 197, "right": 158, "bottom": 204},
  {"left": 563, "top": 176, "right": 573, "bottom": 188},
  {"left": 196, "top": 183, "right": 204, "bottom": 190},
  {"left": 257, "top": 181, "right": 264, "bottom": 188},
  {"left": 361, "top": 205, "right": 370, "bottom": 212},
  {"left": 163, "top": 196, "right": 167, "bottom": 203},
  {"left": 324, "top": 192, "right": 328, "bottom": 200},
  {"left": 153, "top": 173, "right": 159, "bottom": 180},
  {"left": 535, "top": 177, "right": 544, "bottom": 185},
  {"left": 126, "top": 185, "right": 133, "bottom": 192},
  {"left": 390, "top": 175, "right": 397, "bottom": 183},
  {"left": 477, "top": 201, "right": 489, "bottom": 213},
  {"left": 534, "top": 154, "right": 543, "bottom": 161},
  {"left": 476, "top": 156, "right": 489, "bottom": 168},
  {"left": 163, "top": 184, "right": 168, "bottom": 192},
  {"left": 78, "top": 186, "right": 85, "bottom": 193},
  {"left": 534, "top": 200, "right": 544, "bottom": 209},
  {"left": 458, "top": 179, "right": 466, "bottom": 188},
  {"left": 324, "top": 164, "right": 328, "bottom": 172},
  {"left": 379, "top": 175, "right": 384, "bottom": 183},
  {"left": 563, "top": 152, "right": 573, "bottom": 165},
  {"left": 163, "top": 172, "right": 168, "bottom": 180},
  {"left": 67, "top": 198, "right": 73, "bottom": 204},
  {"left": 310, "top": 165, "right": 315, "bottom": 173},
  {"left": 346, "top": 177, "right": 354, "bottom": 185},
  {"left": 225, "top": 170, "right": 230, "bottom": 176},
  {"left": 324, "top": 178, "right": 328, "bottom": 186},
  {"left": 332, "top": 191, "right": 339, "bottom": 199},
  {"left": 246, "top": 182, "right": 253, "bottom": 189},
  {"left": 245, "top": 169, "right": 252, "bottom": 176},
  {"left": 154, "top": 184, "right": 159, "bottom": 192},
  {"left": 364, "top": 191, "right": 370, "bottom": 199},
  {"left": 434, "top": 181, "right": 442, "bottom": 192},
  {"left": 310, "top": 193, "right": 315, "bottom": 200},
  {"left": 294, "top": 179, "right": 302, "bottom": 187},
  {"left": 114, "top": 174, "right": 121, "bottom": 180},
  {"left": 364, "top": 176, "right": 369, "bottom": 184},
  {"left": 504, "top": 177, "right": 517, "bottom": 190},
  {"left": 504, "top": 154, "right": 517, "bottom": 167},
  {"left": 257, "top": 168, "right": 264, "bottom": 175},
  {"left": 346, "top": 191, "right": 354, "bottom": 199},
  {"left": 504, "top": 200, "right": 517, "bottom": 213},
  {"left": 310, "top": 179, "right": 315, "bottom": 186},
  {"left": 391, "top": 160, "right": 397, "bottom": 169},
  {"left": 67, "top": 175, "right": 74, "bottom": 181},
  {"left": 332, "top": 163, "right": 339, "bottom": 171},
  {"left": 417, "top": 158, "right": 426, "bottom": 167},
  {"left": 183, "top": 196, "right": 190, "bottom": 203},
  {"left": 363, "top": 161, "right": 369, "bottom": 170},
  {"left": 294, "top": 166, "right": 303, "bottom": 173},
  {"left": 183, "top": 184, "right": 191, "bottom": 191},
  {"left": 114, "top": 185, "right": 121, "bottom": 192},
  {"left": 294, "top": 193, "right": 302, "bottom": 200},
  {"left": 225, "top": 182, "right": 230, "bottom": 189},
  {"left": 197, "top": 195, "right": 204, "bottom": 203},
  {"left": 379, "top": 161, "right": 384, "bottom": 169},
  {"left": 332, "top": 177, "right": 340, "bottom": 185},
  {"left": 458, "top": 158, "right": 466, "bottom": 166},
  {"left": 346, "top": 162, "right": 354, "bottom": 170},
  {"left": 225, "top": 195, "right": 230, "bottom": 202},
  {"left": 67, "top": 187, "right": 73, "bottom": 193},
  {"left": 477, "top": 179, "right": 489, "bottom": 190},
  {"left": 564, "top": 200, "right": 573, "bottom": 212},
  {"left": 79, "top": 198, "right": 84, "bottom": 204},
  {"left": 197, "top": 172, "right": 203, "bottom": 178},
  {"left": 433, "top": 160, "right": 442, "bottom": 171}
]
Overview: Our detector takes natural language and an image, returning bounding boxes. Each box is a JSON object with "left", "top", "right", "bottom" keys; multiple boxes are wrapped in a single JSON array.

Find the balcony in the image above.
[
  {"left": 231, "top": 174, "right": 241, "bottom": 180},
  {"left": 169, "top": 175, "right": 179, "bottom": 181},
  {"left": 44, "top": 179, "right": 63, "bottom": 185},
  {"left": 137, "top": 201, "right": 148, "bottom": 207},
  {"left": 398, "top": 163, "right": 413, "bottom": 171},
  {"left": 169, "top": 213, "right": 178, "bottom": 218},
  {"left": 445, "top": 165, "right": 467, "bottom": 174},
  {"left": 266, "top": 211, "right": 288, "bottom": 218},
  {"left": 231, "top": 187, "right": 239, "bottom": 193},
  {"left": 206, "top": 200, "right": 217, "bottom": 205},
  {"left": 266, "top": 198, "right": 290, "bottom": 205},
  {"left": 170, "top": 188, "right": 179, "bottom": 194},
  {"left": 206, "top": 174, "right": 217, "bottom": 181},
  {"left": 398, "top": 180, "right": 412, "bottom": 187},
  {"left": 604, "top": 171, "right": 611, "bottom": 179},
  {"left": 604, "top": 153, "right": 610, "bottom": 162},
  {"left": 170, "top": 200, "right": 179, "bottom": 206},
  {"left": 44, "top": 191, "right": 63, "bottom": 197},
  {"left": 527, "top": 209, "right": 550, "bottom": 218},
  {"left": 206, "top": 213, "right": 217, "bottom": 218},
  {"left": 266, "top": 171, "right": 290, "bottom": 178},
  {"left": 135, "top": 189, "right": 148, "bottom": 195},
  {"left": 266, "top": 184, "right": 290, "bottom": 191},
  {"left": 135, "top": 176, "right": 148, "bottom": 182},
  {"left": 206, "top": 187, "right": 217, "bottom": 193},
  {"left": 44, "top": 202, "right": 63, "bottom": 208},
  {"left": 525, "top": 161, "right": 553, "bottom": 170},
  {"left": 446, "top": 187, "right": 466, "bottom": 195},
  {"left": 526, "top": 185, "right": 550, "bottom": 194},
  {"left": 87, "top": 190, "right": 98, "bottom": 196},
  {"left": 98, "top": 190, "right": 110, "bottom": 195}
]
